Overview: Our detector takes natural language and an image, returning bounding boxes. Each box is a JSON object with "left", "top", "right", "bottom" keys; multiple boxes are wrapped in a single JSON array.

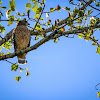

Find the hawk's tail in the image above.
[{"left": 18, "top": 58, "right": 27, "bottom": 64}]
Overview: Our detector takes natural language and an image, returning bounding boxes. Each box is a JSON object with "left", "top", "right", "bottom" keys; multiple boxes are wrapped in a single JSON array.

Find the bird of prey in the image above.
[{"left": 13, "top": 19, "right": 30, "bottom": 64}]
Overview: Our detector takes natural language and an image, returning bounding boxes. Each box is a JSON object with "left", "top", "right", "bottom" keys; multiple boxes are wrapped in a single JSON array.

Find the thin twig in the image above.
[
  {"left": 83, "top": 0, "right": 100, "bottom": 12},
  {"left": 95, "top": 83, "right": 100, "bottom": 90},
  {"left": 4, "top": 59, "right": 24, "bottom": 70},
  {"left": 0, "top": 19, "right": 18, "bottom": 21}
]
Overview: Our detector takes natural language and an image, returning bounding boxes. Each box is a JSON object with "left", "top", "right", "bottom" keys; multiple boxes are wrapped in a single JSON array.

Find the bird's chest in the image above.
[{"left": 14, "top": 26, "right": 30, "bottom": 50}]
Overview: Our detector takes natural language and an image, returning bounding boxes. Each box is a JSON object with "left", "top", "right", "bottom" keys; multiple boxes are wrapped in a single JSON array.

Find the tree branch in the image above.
[
  {"left": 0, "top": 29, "right": 13, "bottom": 46},
  {"left": 0, "top": 23, "right": 100, "bottom": 61}
]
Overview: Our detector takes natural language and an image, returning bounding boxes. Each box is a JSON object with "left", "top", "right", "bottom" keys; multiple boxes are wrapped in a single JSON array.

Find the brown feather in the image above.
[{"left": 13, "top": 22, "right": 30, "bottom": 64}]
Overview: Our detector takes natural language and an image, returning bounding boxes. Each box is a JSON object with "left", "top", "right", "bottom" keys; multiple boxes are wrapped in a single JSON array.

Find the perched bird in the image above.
[{"left": 13, "top": 19, "right": 30, "bottom": 64}]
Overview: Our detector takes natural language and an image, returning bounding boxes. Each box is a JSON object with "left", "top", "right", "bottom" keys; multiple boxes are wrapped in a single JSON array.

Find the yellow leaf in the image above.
[
  {"left": 54, "top": 38, "right": 57, "bottom": 43},
  {"left": 50, "top": 8, "right": 55, "bottom": 12},
  {"left": 97, "top": 47, "right": 100, "bottom": 54},
  {"left": 98, "top": 92, "right": 100, "bottom": 98},
  {"left": 35, "top": 36, "right": 39, "bottom": 40},
  {"left": 7, "top": 52, "right": 10, "bottom": 54},
  {"left": 25, "top": 67, "right": 28, "bottom": 70},
  {"left": 79, "top": 33, "right": 83, "bottom": 39},
  {"left": 20, "top": 70, "right": 22, "bottom": 72},
  {"left": 15, "top": 76, "right": 21, "bottom": 81}
]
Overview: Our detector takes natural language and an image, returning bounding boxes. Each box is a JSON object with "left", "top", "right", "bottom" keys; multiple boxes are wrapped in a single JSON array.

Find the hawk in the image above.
[{"left": 13, "top": 19, "right": 30, "bottom": 64}]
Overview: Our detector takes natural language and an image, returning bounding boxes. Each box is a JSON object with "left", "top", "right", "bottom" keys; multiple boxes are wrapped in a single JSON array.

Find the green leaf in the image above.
[
  {"left": 26, "top": 71, "right": 30, "bottom": 76},
  {"left": 25, "top": 10, "right": 30, "bottom": 18},
  {"left": 96, "top": 3, "right": 99, "bottom": 7},
  {"left": 21, "top": 13, "right": 25, "bottom": 16},
  {"left": 0, "top": 24, "right": 5, "bottom": 33},
  {"left": 6, "top": 10, "right": 11, "bottom": 18},
  {"left": 32, "top": 5, "right": 37, "bottom": 12},
  {"left": 84, "top": 34, "right": 90, "bottom": 41},
  {"left": 76, "top": 25, "right": 80, "bottom": 28},
  {"left": 11, "top": 64, "right": 18, "bottom": 71},
  {"left": 0, "top": 48, "right": 1, "bottom": 51},
  {"left": 36, "top": 7, "right": 42, "bottom": 14},
  {"left": 40, "top": 18, "right": 44, "bottom": 20},
  {"left": 16, "top": 18, "right": 21, "bottom": 23},
  {"left": 97, "top": 47, "right": 100, "bottom": 54},
  {"left": 25, "top": 3, "right": 32, "bottom": 8},
  {"left": 50, "top": 8, "right": 55, "bottom": 12},
  {"left": 70, "top": 17, "right": 74, "bottom": 20},
  {"left": 35, "top": 24, "right": 42, "bottom": 30},
  {"left": 34, "top": 14, "right": 39, "bottom": 19},
  {"left": 9, "top": 0, "right": 15, "bottom": 11},
  {"left": 17, "top": 18, "right": 21, "bottom": 22},
  {"left": 78, "top": 10, "right": 84, "bottom": 17},
  {"left": 73, "top": 8, "right": 79, "bottom": 13},
  {"left": 47, "top": 21, "right": 50, "bottom": 27},
  {"left": 61, "top": 6, "right": 70, "bottom": 11},
  {"left": 7, "top": 52, "right": 10, "bottom": 54},
  {"left": 87, "top": 8, "right": 93, "bottom": 15},
  {"left": 17, "top": 12, "right": 20, "bottom": 15},
  {"left": 42, "top": 0, "right": 46, "bottom": 3},
  {"left": 8, "top": 15, "right": 14, "bottom": 26},
  {"left": 26, "top": 9, "right": 30, "bottom": 13},
  {"left": 15, "top": 76, "right": 21, "bottom": 81},
  {"left": 93, "top": 36, "right": 96, "bottom": 39},
  {"left": 79, "top": 33, "right": 83, "bottom": 39},
  {"left": 92, "top": 42, "right": 97, "bottom": 45},
  {"left": 0, "top": 1, "right": 2, "bottom": 5}
]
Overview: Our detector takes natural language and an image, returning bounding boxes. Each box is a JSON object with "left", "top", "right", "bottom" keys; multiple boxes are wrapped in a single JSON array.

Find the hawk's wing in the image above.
[
  {"left": 27, "top": 36, "right": 31, "bottom": 47},
  {"left": 13, "top": 31, "right": 31, "bottom": 51},
  {"left": 13, "top": 32, "right": 17, "bottom": 52}
]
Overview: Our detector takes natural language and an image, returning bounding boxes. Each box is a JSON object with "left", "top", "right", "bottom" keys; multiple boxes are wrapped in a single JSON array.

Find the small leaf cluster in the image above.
[
  {"left": 11, "top": 64, "right": 30, "bottom": 81},
  {"left": 1, "top": 41, "right": 12, "bottom": 50},
  {"left": 6, "top": 0, "right": 16, "bottom": 26},
  {"left": 0, "top": 24, "right": 5, "bottom": 33},
  {"left": 11, "top": 64, "right": 18, "bottom": 71}
]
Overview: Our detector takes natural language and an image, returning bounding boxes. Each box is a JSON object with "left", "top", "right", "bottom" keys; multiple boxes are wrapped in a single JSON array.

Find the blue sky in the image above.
[{"left": 0, "top": 0, "right": 100, "bottom": 100}]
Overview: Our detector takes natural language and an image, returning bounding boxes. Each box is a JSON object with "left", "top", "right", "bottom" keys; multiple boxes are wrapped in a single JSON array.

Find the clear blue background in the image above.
[{"left": 0, "top": 0, "right": 100, "bottom": 100}]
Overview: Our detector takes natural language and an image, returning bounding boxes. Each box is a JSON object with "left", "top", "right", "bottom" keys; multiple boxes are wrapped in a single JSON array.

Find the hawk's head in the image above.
[{"left": 18, "top": 20, "right": 30, "bottom": 26}]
